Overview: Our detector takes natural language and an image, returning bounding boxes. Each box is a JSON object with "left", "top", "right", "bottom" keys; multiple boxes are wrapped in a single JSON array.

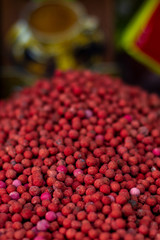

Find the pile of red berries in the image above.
[{"left": 0, "top": 70, "right": 160, "bottom": 240}]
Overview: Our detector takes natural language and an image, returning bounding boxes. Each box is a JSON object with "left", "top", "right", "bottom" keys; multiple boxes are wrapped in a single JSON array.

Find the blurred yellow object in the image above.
[{"left": 7, "top": 0, "right": 105, "bottom": 76}]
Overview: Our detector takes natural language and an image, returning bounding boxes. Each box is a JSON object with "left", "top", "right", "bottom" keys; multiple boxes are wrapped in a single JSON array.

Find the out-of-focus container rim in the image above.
[{"left": 21, "top": 0, "right": 87, "bottom": 44}]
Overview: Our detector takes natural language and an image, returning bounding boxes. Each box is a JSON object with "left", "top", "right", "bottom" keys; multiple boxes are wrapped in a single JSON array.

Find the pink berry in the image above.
[
  {"left": 12, "top": 179, "right": 21, "bottom": 187},
  {"left": 40, "top": 192, "right": 52, "bottom": 201},
  {"left": 95, "top": 135, "right": 104, "bottom": 141},
  {"left": 57, "top": 166, "right": 67, "bottom": 174},
  {"left": 130, "top": 187, "right": 140, "bottom": 197},
  {"left": 45, "top": 211, "right": 57, "bottom": 221},
  {"left": 124, "top": 115, "right": 132, "bottom": 122},
  {"left": 34, "top": 236, "right": 45, "bottom": 240},
  {"left": 37, "top": 219, "right": 49, "bottom": 231},
  {"left": 9, "top": 191, "right": 20, "bottom": 200},
  {"left": 0, "top": 181, "right": 6, "bottom": 188},
  {"left": 85, "top": 109, "right": 93, "bottom": 118},
  {"left": 73, "top": 169, "right": 83, "bottom": 177},
  {"left": 153, "top": 148, "right": 160, "bottom": 156}
]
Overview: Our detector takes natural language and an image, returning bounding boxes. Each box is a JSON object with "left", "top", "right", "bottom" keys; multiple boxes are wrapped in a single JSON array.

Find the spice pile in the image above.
[{"left": 0, "top": 70, "right": 160, "bottom": 240}]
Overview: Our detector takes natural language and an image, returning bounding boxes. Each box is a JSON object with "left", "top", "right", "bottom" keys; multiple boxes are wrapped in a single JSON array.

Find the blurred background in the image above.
[{"left": 1, "top": 0, "right": 160, "bottom": 99}]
